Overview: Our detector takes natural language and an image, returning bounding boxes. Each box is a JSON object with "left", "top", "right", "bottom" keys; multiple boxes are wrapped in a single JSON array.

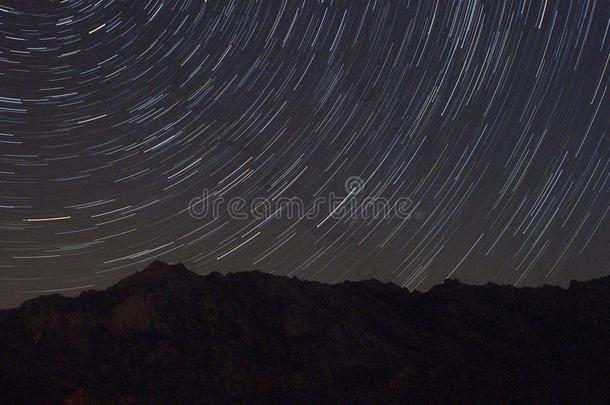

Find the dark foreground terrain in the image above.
[{"left": 1, "top": 261, "right": 609, "bottom": 404}]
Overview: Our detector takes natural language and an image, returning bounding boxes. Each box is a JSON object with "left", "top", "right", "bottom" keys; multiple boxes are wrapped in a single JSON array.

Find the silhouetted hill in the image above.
[{"left": 1, "top": 261, "right": 609, "bottom": 404}]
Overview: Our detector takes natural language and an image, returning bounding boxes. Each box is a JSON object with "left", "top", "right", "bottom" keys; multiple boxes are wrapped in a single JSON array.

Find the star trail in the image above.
[{"left": 0, "top": 0, "right": 608, "bottom": 307}]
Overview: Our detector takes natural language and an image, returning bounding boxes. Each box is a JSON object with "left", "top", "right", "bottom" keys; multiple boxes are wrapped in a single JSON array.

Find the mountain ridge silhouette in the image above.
[{"left": 1, "top": 261, "right": 609, "bottom": 403}]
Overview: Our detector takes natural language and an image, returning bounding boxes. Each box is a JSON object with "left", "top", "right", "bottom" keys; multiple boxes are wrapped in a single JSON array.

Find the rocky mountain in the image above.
[{"left": 1, "top": 261, "right": 609, "bottom": 404}]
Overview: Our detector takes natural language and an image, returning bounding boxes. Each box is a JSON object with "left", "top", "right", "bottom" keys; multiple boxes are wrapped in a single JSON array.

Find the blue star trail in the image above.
[{"left": 0, "top": 0, "right": 608, "bottom": 307}]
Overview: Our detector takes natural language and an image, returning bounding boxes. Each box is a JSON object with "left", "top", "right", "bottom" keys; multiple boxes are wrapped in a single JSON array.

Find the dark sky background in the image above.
[{"left": 0, "top": 0, "right": 608, "bottom": 308}]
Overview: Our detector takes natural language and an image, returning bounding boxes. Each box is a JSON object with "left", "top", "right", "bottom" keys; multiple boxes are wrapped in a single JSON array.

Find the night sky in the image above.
[{"left": 0, "top": 0, "right": 608, "bottom": 308}]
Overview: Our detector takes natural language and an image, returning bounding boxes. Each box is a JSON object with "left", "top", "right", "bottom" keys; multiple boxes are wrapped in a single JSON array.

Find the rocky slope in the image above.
[{"left": 0, "top": 261, "right": 609, "bottom": 403}]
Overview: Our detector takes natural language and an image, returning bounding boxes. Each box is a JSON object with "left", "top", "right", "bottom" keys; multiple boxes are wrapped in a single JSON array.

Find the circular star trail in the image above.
[{"left": 0, "top": 0, "right": 608, "bottom": 307}]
